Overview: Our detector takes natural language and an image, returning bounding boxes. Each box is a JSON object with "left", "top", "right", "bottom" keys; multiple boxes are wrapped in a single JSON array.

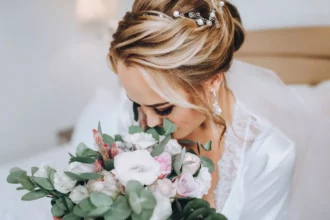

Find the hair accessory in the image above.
[{"left": 212, "top": 89, "right": 222, "bottom": 116}]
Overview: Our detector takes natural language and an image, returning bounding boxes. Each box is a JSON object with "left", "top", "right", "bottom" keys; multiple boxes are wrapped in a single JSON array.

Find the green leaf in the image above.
[
  {"left": 98, "top": 121, "right": 103, "bottom": 135},
  {"left": 175, "top": 199, "right": 183, "bottom": 214},
  {"left": 64, "top": 172, "right": 85, "bottom": 181},
  {"left": 163, "top": 118, "right": 177, "bottom": 135},
  {"left": 197, "top": 141, "right": 202, "bottom": 155},
  {"left": 146, "top": 128, "right": 159, "bottom": 141},
  {"left": 186, "top": 207, "right": 211, "bottom": 220},
  {"left": 125, "top": 180, "right": 144, "bottom": 195},
  {"left": 31, "top": 177, "right": 54, "bottom": 190},
  {"left": 174, "top": 147, "right": 186, "bottom": 175},
  {"left": 73, "top": 205, "right": 88, "bottom": 218},
  {"left": 70, "top": 157, "right": 96, "bottom": 164},
  {"left": 10, "top": 167, "right": 23, "bottom": 173},
  {"left": 76, "top": 143, "right": 89, "bottom": 156},
  {"left": 104, "top": 196, "right": 132, "bottom": 220},
  {"left": 88, "top": 206, "right": 111, "bottom": 217},
  {"left": 139, "top": 189, "right": 156, "bottom": 210},
  {"left": 103, "top": 134, "right": 115, "bottom": 146},
  {"left": 200, "top": 156, "right": 215, "bottom": 173},
  {"left": 154, "top": 127, "right": 166, "bottom": 135},
  {"left": 56, "top": 197, "right": 68, "bottom": 212},
  {"left": 115, "top": 135, "right": 123, "bottom": 142},
  {"left": 19, "top": 175, "right": 35, "bottom": 191},
  {"left": 131, "top": 209, "right": 154, "bottom": 220},
  {"left": 16, "top": 187, "right": 25, "bottom": 190},
  {"left": 69, "top": 153, "right": 75, "bottom": 158},
  {"left": 79, "top": 173, "right": 102, "bottom": 180},
  {"left": 49, "top": 169, "right": 56, "bottom": 186},
  {"left": 51, "top": 202, "right": 66, "bottom": 218},
  {"left": 31, "top": 167, "right": 39, "bottom": 175},
  {"left": 104, "top": 159, "right": 114, "bottom": 171},
  {"left": 7, "top": 170, "right": 27, "bottom": 184},
  {"left": 129, "top": 125, "right": 144, "bottom": 134},
  {"left": 129, "top": 192, "right": 142, "bottom": 214},
  {"left": 183, "top": 199, "right": 210, "bottom": 217},
  {"left": 21, "top": 189, "right": 49, "bottom": 201},
  {"left": 90, "top": 192, "right": 113, "bottom": 207},
  {"left": 203, "top": 141, "right": 212, "bottom": 151},
  {"left": 64, "top": 197, "right": 75, "bottom": 212},
  {"left": 62, "top": 213, "right": 81, "bottom": 220},
  {"left": 151, "top": 135, "right": 170, "bottom": 157},
  {"left": 77, "top": 198, "right": 96, "bottom": 214}
]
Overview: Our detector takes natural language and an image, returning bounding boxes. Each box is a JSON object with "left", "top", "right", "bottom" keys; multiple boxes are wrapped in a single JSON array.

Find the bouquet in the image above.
[{"left": 7, "top": 119, "right": 227, "bottom": 220}]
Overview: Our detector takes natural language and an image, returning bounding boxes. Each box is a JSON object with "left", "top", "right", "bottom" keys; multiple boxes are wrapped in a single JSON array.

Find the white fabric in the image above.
[
  {"left": 0, "top": 144, "right": 72, "bottom": 220},
  {"left": 116, "top": 60, "right": 329, "bottom": 220}
]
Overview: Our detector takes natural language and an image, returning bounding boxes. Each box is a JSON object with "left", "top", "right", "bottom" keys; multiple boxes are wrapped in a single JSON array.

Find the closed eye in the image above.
[{"left": 154, "top": 106, "right": 174, "bottom": 116}]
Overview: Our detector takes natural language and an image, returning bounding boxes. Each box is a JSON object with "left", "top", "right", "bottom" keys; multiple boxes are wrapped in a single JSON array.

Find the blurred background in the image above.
[
  {"left": 0, "top": 0, "right": 329, "bottom": 164},
  {"left": 0, "top": 0, "right": 329, "bottom": 219}
]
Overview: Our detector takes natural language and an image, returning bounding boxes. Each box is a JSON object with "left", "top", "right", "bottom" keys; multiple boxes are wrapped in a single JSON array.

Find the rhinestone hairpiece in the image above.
[{"left": 172, "top": 0, "right": 225, "bottom": 28}]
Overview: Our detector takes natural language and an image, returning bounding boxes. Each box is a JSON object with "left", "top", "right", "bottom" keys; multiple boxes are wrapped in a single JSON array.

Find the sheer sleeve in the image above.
[{"left": 239, "top": 128, "right": 296, "bottom": 220}]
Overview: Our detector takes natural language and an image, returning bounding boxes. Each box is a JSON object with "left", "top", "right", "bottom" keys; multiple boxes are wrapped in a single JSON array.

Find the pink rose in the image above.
[
  {"left": 154, "top": 152, "right": 172, "bottom": 179},
  {"left": 175, "top": 172, "right": 202, "bottom": 198}
]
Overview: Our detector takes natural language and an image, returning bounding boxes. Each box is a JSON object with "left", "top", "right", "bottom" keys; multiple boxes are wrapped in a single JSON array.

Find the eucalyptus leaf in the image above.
[
  {"left": 186, "top": 207, "right": 210, "bottom": 220},
  {"left": 73, "top": 204, "right": 89, "bottom": 217},
  {"left": 49, "top": 169, "right": 56, "bottom": 186},
  {"left": 154, "top": 126, "right": 166, "bottom": 135},
  {"left": 19, "top": 175, "right": 35, "bottom": 191},
  {"left": 31, "top": 167, "right": 39, "bottom": 175},
  {"left": 131, "top": 209, "right": 153, "bottom": 220},
  {"left": 151, "top": 135, "right": 170, "bottom": 157},
  {"left": 56, "top": 197, "right": 69, "bottom": 212},
  {"left": 103, "top": 134, "right": 115, "bottom": 146},
  {"left": 90, "top": 192, "right": 113, "bottom": 207},
  {"left": 200, "top": 156, "right": 215, "bottom": 173},
  {"left": 7, "top": 170, "right": 27, "bottom": 184},
  {"left": 21, "top": 189, "right": 49, "bottom": 201},
  {"left": 129, "top": 192, "right": 142, "bottom": 214},
  {"left": 175, "top": 199, "right": 183, "bottom": 214},
  {"left": 16, "top": 187, "right": 25, "bottom": 190},
  {"left": 10, "top": 167, "right": 23, "bottom": 174},
  {"left": 174, "top": 147, "right": 186, "bottom": 175},
  {"left": 115, "top": 134, "right": 123, "bottom": 142},
  {"left": 129, "top": 125, "right": 144, "bottom": 134},
  {"left": 125, "top": 180, "right": 144, "bottom": 195},
  {"left": 70, "top": 157, "right": 96, "bottom": 164},
  {"left": 88, "top": 206, "right": 111, "bottom": 217},
  {"left": 203, "top": 141, "right": 212, "bottom": 151},
  {"left": 146, "top": 128, "right": 159, "bottom": 141},
  {"left": 64, "top": 172, "right": 85, "bottom": 181},
  {"left": 139, "top": 189, "right": 156, "bottom": 210},
  {"left": 104, "top": 196, "right": 132, "bottom": 220},
  {"left": 183, "top": 199, "right": 210, "bottom": 217},
  {"left": 98, "top": 121, "right": 103, "bottom": 135},
  {"left": 179, "top": 140, "right": 196, "bottom": 145},
  {"left": 64, "top": 197, "right": 75, "bottom": 212},
  {"left": 197, "top": 141, "right": 201, "bottom": 155},
  {"left": 104, "top": 159, "right": 114, "bottom": 171},
  {"left": 51, "top": 203, "right": 66, "bottom": 218},
  {"left": 77, "top": 198, "right": 96, "bottom": 215},
  {"left": 163, "top": 118, "right": 177, "bottom": 135},
  {"left": 62, "top": 213, "right": 81, "bottom": 220},
  {"left": 76, "top": 143, "right": 89, "bottom": 156},
  {"left": 79, "top": 173, "right": 102, "bottom": 180},
  {"left": 69, "top": 153, "right": 75, "bottom": 158},
  {"left": 31, "top": 177, "right": 54, "bottom": 191}
]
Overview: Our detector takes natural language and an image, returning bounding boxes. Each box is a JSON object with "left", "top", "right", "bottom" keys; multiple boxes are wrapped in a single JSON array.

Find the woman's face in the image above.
[{"left": 117, "top": 61, "right": 207, "bottom": 140}]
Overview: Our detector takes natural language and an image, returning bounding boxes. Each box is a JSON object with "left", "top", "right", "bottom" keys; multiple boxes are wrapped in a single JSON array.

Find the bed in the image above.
[{"left": 1, "top": 27, "right": 330, "bottom": 220}]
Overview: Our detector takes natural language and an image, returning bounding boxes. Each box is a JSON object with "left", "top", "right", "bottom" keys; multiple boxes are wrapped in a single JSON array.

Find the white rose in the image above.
[
  {"left": 68, "top": 162, "right": 95, "bottom": 174},
  {"left": 182, "top": 152, "right": 201, "bottom": 175},
  {"left": 175, "top": 172, "right": 202, "bottom": 198},
  {"left": 164, "top": 139, "right": 182, "bottom": 156},
  {"left": 87, "top": 171, "right": 120, "bottom": 199},
  {"left": 53, "top": 171, "right": 77, "bottom": 194},
  {"left": 69, "top": 185, "right": 90, "bottom": 204},
  {"left": 149, "top": 179, "right": 177, "bottom": 198},
  {"left": 123, "top": 133, "right": 157, "bottom": 150},
  {"left": 150, "top": 192, "right": 172, "bottom": 220},
  {"left": 33, "top": 164, "right": 50, "bottom": 178},
  {"left": 114, "top": 150, "right": 161, "bottom": 186},
  {"left": 195, "top": 167, "right": 212, "bottom": 196}
]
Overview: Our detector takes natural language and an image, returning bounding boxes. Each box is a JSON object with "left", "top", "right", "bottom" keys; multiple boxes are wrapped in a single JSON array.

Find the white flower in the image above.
[
  {"left": 87, "top": 171, "right": 120, "bottom": 199},
  {"left": 182, "top": 153, "right": 201, "bottom": 175},
  {"left": 53, "top": 171, "right": 77, "bottom": 194},
  {"left": 149, "top": 179, "right": 177, "bottom": 198},
  {"left": 114, "top": 150, "right": 161, "bottom": 186},
  {"left": 150, "top": 192, "right": 172, "bottom": 220},
  {"left": 33, "top": 164, "right": 50, "bottom": 178},
  {"left": 164, "top": 139, "right": 182, "bottom": 156},
  {"left": 69, "top": 185, "right": 90, "bottom": 204},
  {"left": 123, "top": 133, "right": 157, "bottom": 150},
  {"left": 195, "top": 167, "right": 212, "bottom": 196},
  {"left": 68, "top": 162, "right": 95, "bottom": 174}
]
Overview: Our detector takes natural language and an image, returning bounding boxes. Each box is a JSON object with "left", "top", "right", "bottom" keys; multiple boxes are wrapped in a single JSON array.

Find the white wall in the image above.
[{"left": 0, "top": 0, "right": 119, "bottom": 164}]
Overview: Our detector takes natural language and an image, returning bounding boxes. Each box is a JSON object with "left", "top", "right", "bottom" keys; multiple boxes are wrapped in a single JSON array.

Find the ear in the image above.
[{"left": 204, "top": 73, "right": 223, "bottom": 92}]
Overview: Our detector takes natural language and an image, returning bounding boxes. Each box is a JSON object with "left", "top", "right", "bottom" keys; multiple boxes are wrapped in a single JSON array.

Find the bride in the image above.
[{"left": 105, "top": 0, "right": 327, "bottom": 219}]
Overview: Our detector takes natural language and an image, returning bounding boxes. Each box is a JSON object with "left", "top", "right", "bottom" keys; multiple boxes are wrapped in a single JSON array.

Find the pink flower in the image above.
[
  {"left": 154, "top": 152, "right": 172, "bottom": 179},
  {"left": 93, "top": 129, "right": 103, "bottom": 146},
  {"left": 175, "top": 172, "right": 201, "bottom": 198},
  {"left": 110, "top": 143, "right": 125, "bottom": 159},
  {"left": 94, "top": 160, "right": 104, "bottom": 172}
]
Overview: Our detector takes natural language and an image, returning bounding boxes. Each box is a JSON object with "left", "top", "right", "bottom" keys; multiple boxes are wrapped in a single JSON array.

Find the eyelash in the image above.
[{"left": 133, "top": 102, "right": 174, "bottom": 116}]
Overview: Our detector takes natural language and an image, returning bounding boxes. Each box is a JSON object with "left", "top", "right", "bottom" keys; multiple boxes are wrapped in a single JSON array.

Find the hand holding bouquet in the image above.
[{"left": 7, "top": 119, "right": 227, "bottom": 220}]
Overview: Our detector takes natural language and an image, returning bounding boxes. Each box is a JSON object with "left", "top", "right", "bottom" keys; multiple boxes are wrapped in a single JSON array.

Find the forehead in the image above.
[{"left": 117, "top": 61, "right": 165, "bottom": 105}]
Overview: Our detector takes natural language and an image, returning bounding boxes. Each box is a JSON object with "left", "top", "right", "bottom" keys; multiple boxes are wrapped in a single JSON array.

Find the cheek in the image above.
[{"left": 167, "top": 108, "right": 205, "bottom": 138}]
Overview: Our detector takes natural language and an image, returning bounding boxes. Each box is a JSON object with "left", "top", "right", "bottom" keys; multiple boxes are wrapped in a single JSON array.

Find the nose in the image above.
[{"left": 143, "top": 108, "right": 163, "bottom": 128}]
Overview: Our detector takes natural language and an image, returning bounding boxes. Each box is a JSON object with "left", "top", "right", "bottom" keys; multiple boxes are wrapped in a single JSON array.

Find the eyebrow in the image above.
[{"left": 127, "top": 95, "right": 169, "bottom": 108}]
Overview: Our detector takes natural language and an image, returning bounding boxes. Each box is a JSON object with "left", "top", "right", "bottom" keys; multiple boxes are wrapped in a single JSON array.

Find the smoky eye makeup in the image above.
[{"left": 133, "top": 101, "right": 174, "bottom": 116}]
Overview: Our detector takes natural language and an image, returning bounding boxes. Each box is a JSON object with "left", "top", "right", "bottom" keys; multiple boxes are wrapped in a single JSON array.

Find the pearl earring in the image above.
[{"left": 212, "top": 89, "right": 222, "bottom": 116}]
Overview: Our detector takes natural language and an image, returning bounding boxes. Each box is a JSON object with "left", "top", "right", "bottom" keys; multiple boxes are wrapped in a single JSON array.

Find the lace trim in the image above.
[{"left": 215, "top": 101, "right": 264, "bottom": 211}]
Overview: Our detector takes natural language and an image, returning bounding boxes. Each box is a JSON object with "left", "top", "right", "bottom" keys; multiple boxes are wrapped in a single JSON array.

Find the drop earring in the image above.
[{"left": 212, "top": 89, "right": 222, "bottom": 116}]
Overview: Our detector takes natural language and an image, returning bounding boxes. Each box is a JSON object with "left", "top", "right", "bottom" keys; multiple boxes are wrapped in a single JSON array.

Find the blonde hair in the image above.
[{"left": 108, "top": 0, "right": 245, "bottom": 138}]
